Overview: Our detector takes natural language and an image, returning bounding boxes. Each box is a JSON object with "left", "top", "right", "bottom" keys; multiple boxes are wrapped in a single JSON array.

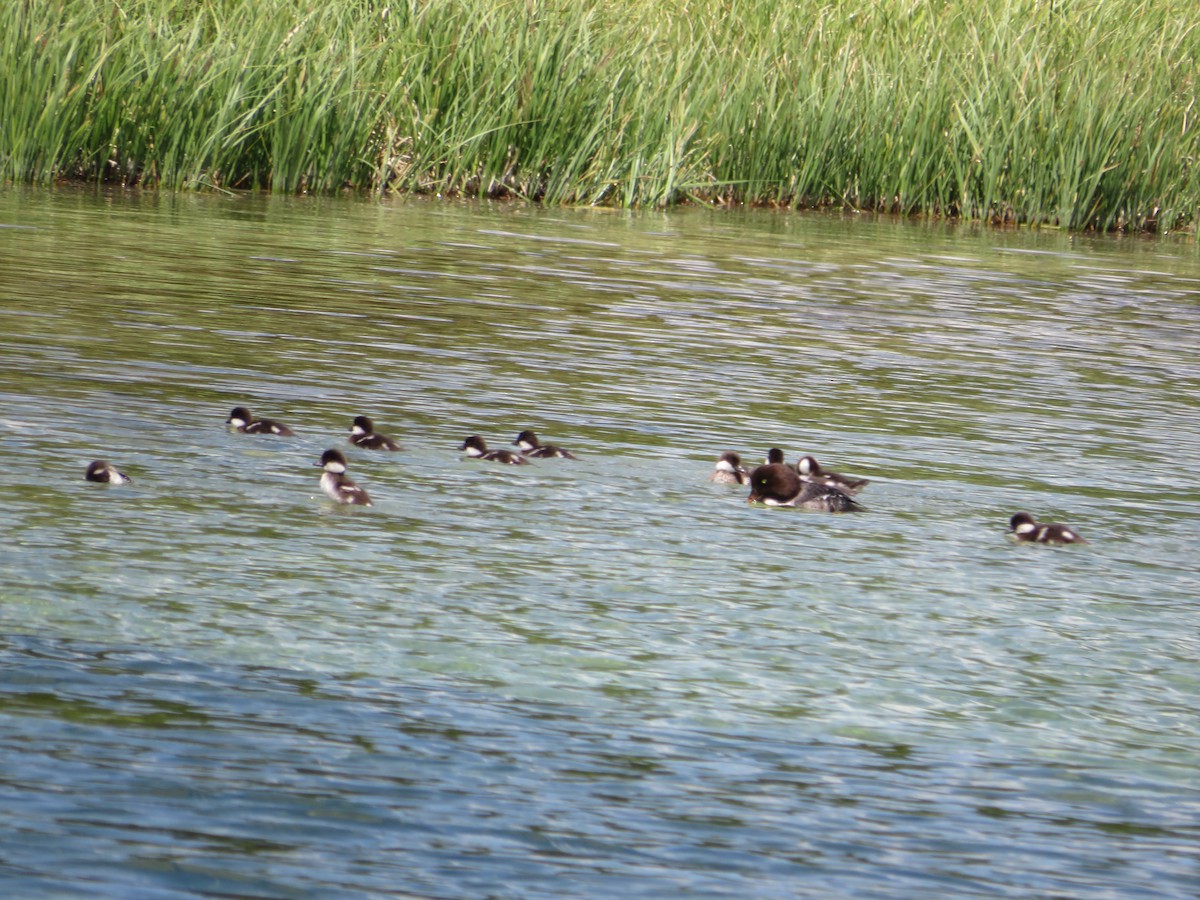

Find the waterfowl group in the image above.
[
  {"left": 84, "top": 406, "right": 1086, "bottom": 543},
  {"left": 722, "top": 448, "right": 867, "bottom": 510},
  {"left": 754, "top": 449, "right": 869, "bottom": 494},
  {"left": 709, "top": 446, "right": 1084, "bottom": 543}
]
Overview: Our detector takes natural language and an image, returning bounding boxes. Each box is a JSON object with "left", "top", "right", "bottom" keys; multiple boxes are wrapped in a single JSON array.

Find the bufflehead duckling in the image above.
[
  {"left": 513, "top": 430, "right": 578, "bottom": 459},
  {"left": 227, "top": 406, "right": 295, "bottom": 436},
  {"left": 1008, "top": 512, "right": 1085, "bottom": 545},
  {"left": 748, "top": 463, "right": 861, "bottom": 512},
  {"left": 796, "top": 455, "right": 869, "bottom": 494},
  {"left": 85, "top": 460, "right": 132, "bottom": 484},
  {"left": 314, "top": 449, "right": 372, "bottom": 506},
  {"left": 460, "top": 435, "right": 529, "bottom": 465},
  {"left": 766, "top": 448, "right": 788, "bottom": 465},
  {"left": 710, "top": 451, "right": 750, "bottom": 485},
  {"left": 350, "top": 415, "right": 402, "bottom": 451}
]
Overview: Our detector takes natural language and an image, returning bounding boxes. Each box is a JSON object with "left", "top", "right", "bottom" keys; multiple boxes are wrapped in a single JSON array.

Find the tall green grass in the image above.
[{"left": 2, "top": 0, "right": 1197, "bottom": 231}]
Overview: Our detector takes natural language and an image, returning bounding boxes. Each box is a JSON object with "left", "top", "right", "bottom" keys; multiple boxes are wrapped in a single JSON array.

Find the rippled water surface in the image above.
[{"left": 2, "top": 189, "right": 1199, "bottom": 897}]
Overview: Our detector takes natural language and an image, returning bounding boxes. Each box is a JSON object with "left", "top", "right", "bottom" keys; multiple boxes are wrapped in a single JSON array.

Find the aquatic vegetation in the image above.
[{"left": 2, "top": 0, "right": 1197, "bottom": 232}]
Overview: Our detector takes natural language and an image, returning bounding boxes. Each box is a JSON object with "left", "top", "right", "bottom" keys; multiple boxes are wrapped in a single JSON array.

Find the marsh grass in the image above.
[{"left": 2, "top": 0, "right": 1197, "bottom": 231}]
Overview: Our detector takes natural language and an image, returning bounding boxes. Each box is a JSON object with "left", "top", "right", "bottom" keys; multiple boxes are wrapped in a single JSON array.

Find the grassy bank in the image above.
[{"left": 3, "top": 0, "right": 1198, "bottom": 232}]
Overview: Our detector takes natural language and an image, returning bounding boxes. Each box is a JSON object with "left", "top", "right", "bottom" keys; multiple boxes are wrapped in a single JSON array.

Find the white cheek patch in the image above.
[
  {"left": 715, "top": 460, "right": 734, "bottom": 473},
  {"left": 351, "top": 425, "right": 366, "bottom": 436},
  {"left": 1014, "top": 522, "right": 1036, "bottom": 535},
  {"left": 229, "top": 418, "right": 246, "bottom": 428}
]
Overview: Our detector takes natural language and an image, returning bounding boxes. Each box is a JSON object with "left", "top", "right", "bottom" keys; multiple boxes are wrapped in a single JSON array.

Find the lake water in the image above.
[{"left": 1, "top": 188, "right": 1198, "bottom": 897}]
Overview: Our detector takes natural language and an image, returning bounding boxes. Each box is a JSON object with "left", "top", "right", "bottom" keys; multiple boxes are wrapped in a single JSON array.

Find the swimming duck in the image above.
[
  {"left": 350, "top": 415, "right": 402, "bottom": 451},
  {"left": 1008, "top": 512, "right": 1085, "bottom": 544},
  {"left": 85, "top": 460, "right": 132, "bottom": 484},
  {"left": 514, "top": 430, "right": 578, "bottom": 459},
  {"left": 796, "top": 455, "right": 869, "bottom": 494},
  {"left": 227, "top": 406, "right": 295, "bottom": 436},
  {"left": 747, "top": 463, "right": 861, "bottom": 512},
  {"left": 460, "top": 435, "right": 530, "bottom": 465},
  {"left": 314, "top": 449, "right": 372, "bottom": 506},
  {"left": 710, "top": 451, "right": 750, "bottom": 485}
]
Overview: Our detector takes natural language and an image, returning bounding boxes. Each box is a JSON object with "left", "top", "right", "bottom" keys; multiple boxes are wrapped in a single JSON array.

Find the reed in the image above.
[{"left": 2, "top": 0, "right": 1197, "bottom": 231}]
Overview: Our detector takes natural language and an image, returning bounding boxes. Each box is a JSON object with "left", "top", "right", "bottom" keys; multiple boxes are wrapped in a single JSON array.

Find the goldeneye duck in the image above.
[
  {"left": 350, "top": 415, "right": 402, "bottom": 451},
  {"left": 710, "top": 451, "right": 750, "bottom": 485},
  {"left": 513, "top": 430, "right": 578, "bottom": 459},
  {"left": 461, "top": 435, "right": 529, "bottom": 465},
  {"left": 748, "top": 463, "right": 861, "bottom": 512},
  {"left": 227, "top": 406, "right": 295, "bottom": 436},
  {"left": 85, "top": 460, "right": 132, "bottom": 484},
  {"left": 1009, "top": 512, "right": 1085, "bottom": 544},
  {"left": 796, "top": 455, "right": 869, "bottom": 494},
  {"left": 314, "top": 449, "right": 372, "bottom": 506},
  {"left": 766, "top": 448, "right": 787, "bottom": 465}
]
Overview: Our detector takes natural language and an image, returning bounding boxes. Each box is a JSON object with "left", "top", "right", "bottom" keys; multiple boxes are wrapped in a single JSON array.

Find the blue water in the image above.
[{"left": 1, "top": 190, "right": 1198, "bottom": 897}]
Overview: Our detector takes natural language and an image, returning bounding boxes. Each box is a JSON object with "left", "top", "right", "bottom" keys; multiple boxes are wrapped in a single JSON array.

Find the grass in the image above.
[{"left": 2, "top": 0, "right": 1197, "bottom": 232}]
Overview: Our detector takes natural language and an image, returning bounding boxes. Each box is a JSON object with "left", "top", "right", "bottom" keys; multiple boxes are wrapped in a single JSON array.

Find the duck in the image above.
[
  {"left": 314, "top": 449, "right": 372, "bottom": 506},
  {"left": 796, "top": 455, "right": 869, "bottom": 494},
  {"left": 227, "top": 406, "right": 295, "bottom": 436},
  {"left": 350, "top": 415, "right": 402, "bottom": 451},
  {"left": 460, "top": 435, "right": 529, "bottom": 465},
  {"left": 1008, "top": 512, "right": 1085, "bottom": 544},
  {"left": 85, "top": 460, "right": 132, "bottom": 484},
  {"left": 710, "top": 451, "right": 750, "bottom": 485},
  {"left": 513, "top": 430, "right": 578, "bottom": 459},
  {"left": 747, "top": 463, "right": 861, "bottom": 512}
]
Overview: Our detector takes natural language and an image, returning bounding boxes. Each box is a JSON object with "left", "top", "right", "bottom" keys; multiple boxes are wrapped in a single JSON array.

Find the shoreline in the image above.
[{"left": 4, "top": 0, "right": 1198, "bottom": 235}]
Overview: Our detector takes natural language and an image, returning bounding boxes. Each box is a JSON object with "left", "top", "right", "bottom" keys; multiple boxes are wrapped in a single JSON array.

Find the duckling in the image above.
[{"left": 1008, "top": 512, "right": 1085, "bottom": 544}]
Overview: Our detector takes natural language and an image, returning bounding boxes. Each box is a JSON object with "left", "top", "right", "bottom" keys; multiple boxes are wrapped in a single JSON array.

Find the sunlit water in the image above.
[{"left": 1, "top": 189, "right": 1198, "bottom": 897}]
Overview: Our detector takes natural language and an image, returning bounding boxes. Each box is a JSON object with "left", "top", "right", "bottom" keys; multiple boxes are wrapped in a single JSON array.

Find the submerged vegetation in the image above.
[{"left": 2, "top": 0, "right": 1198, "bottom": 231}]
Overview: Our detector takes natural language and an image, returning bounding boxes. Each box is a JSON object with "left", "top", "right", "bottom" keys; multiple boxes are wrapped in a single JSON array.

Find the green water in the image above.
[{"left": 1, "top": 189, "right": 1198, "bottom": 897}]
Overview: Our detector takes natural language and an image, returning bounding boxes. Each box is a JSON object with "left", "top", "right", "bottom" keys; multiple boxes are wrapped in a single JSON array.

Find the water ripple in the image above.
[{"left": 1, "top": 194, "right": 1198, "bottom": 897}]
